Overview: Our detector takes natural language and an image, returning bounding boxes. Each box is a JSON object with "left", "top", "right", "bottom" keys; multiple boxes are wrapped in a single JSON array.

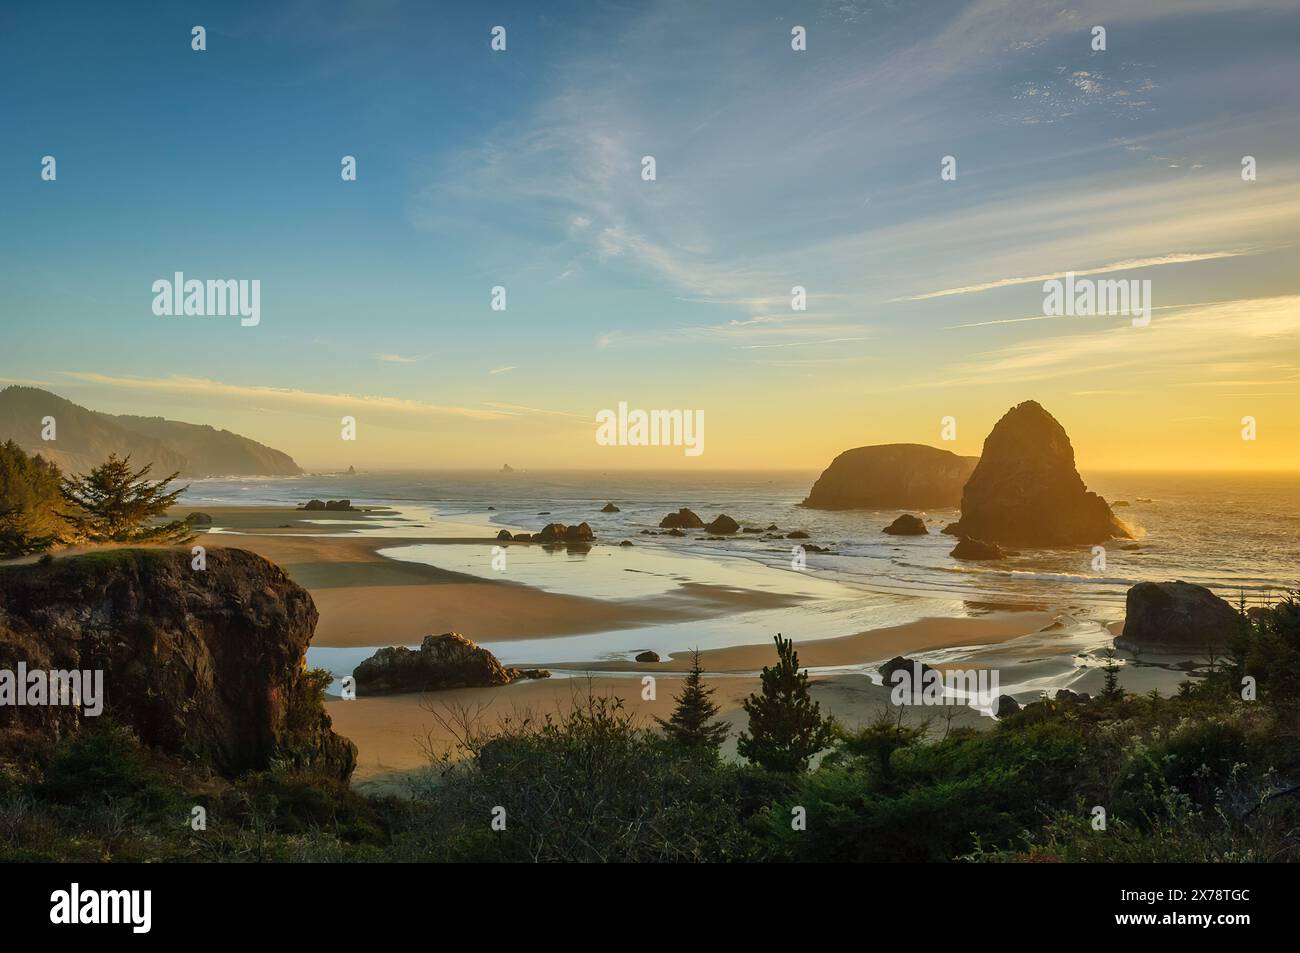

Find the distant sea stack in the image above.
[
  {"left": 947, "top": 401, "right": 1129, "bottom": 546},
  {"left": 802, "top": 444, "right": 978, "bottom": 510}
]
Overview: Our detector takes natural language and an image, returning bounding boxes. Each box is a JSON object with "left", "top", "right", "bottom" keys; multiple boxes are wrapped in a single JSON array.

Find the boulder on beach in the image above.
[
  {"left": 1116, "top": 581, "right": 1239, "bottom": 653},
  {"left": 878, "top": 655, "right": 941, "bottom": 686},
  {"left": 704, "top": 514, "right": 740, "bottom": 534},
  {"left": 601, "top": 502, "right": 620, "bottom": 513},
  {"left": 619, "top": 539, "right": 633, "bottom": 547},
  {"left": 303, "top": 499, "right": 326, "bottom": 510},
  {"left": 635, "top": 650, "right": 660, "bottom": 663},
  {"left": 353, "top": 632, "right": 550, "bottom": 695},
  {"left": 185, "top": 511, "right": 213, "bottom": 526},
  {"left": 995, "top": 695, "right": 1021, "bottom": 718},
  {"left": 537, "top": 522, "right": 595, "bottom": 543},
  {"left": 946, "top": 401, "right": 1129, "bottom": 546},
  {"left": 950, "top": 537, "right": 1007, "bottom": 560},
  {"left": 787, "top": 530, "right": 810, "bottom": 540},
  {"left": 802, "top": 443, "right": 979, "bottom": 510},
  {"left": 324, "top": 499, "right": 354, "bottom": 511},
  {"left": 659, "top": 508, "right": 705, "bottom": 529},
  {"left": 883, "top": 514, "right": 927, "bottom": 536},
  {"left": 513, "top": 533, "right": 532, "bottom": 542},
  {"left": 496, "top": 529, "right": 512, "bottom": 541},
  {"left": 667, "top": 528, "right": 686, "bottom": 537}
]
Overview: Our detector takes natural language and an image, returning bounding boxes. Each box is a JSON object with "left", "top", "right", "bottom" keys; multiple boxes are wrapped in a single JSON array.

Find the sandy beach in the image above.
[{"left": 156, "top": 504, "right": 1070, "bottom": 787}]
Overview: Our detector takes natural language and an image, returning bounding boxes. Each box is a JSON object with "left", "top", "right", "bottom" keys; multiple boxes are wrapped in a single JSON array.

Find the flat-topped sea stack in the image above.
[
  {"left": 802, "top": 444, "right": 978, "bottom": 510},
  {"left": 946, "top": 401, "right": 1129, "bottom": 547}
]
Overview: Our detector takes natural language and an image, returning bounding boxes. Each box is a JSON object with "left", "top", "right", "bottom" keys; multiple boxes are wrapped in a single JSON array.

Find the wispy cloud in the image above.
[
  {"left": 896, "top": 250, "right": 1259, "bottom": 302},
  {"left": 375, "top": 352, "right": 432, "bottom": 364},
  {"left": 60, "top": 372, "right": 515, "bottom": 421},
  {"left": 488, "top": 365, "right": 517, "bottom": 375},
  {"left": 919, "top": 294, "right": 1300, "bottom": 389}
]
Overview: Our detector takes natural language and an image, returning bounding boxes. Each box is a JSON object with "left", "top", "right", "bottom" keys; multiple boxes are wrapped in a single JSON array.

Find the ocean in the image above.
[{"left": 183, "top": 468, "right": 1300, "bottom": 619}]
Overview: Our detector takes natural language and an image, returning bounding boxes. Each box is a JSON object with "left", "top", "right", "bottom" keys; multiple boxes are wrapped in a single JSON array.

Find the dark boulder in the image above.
[
  {"left": 1116, "top": 581, "right": 1239, "bottom": 653},
  {"left": 995, "top": 695, "right": 1021, "bottom": 717},
  {"left": 303, "top": 499, "right": 326, "bottom": 510},
  {"left": 496, "top": 529, "right": 513, "bottom": 541},
  {"left": 353, "top": 632, "right": 549, "bottom": 695},
  {"left": 659, "top": 508, "right": 705, "bottom": 529},
  {"left": 950, "top": 537, "right": 1007, "bottom": 560},
  {"left": 537, "top": 522, "right": 595, "bottom": 543},
  {"left": 185, "top": 512, "right": 213, "bottom": 526},
  {"left": 787, "top": 530, "right": 810, "bottom": 540},
  {"left": 601, "top": 502, "right": 620, "bottom": 513},
  {"left": 704, "top": 514, "right": 740, "bottom": 534},
  {"left": 879, "top": 655, "right": 939, "bottom": 683},
  {"left": 635, "top": 651, "right": 660, "bottom": 663},
  {"left": 883, "top": 514, "right": 927, "bottom": 536}
]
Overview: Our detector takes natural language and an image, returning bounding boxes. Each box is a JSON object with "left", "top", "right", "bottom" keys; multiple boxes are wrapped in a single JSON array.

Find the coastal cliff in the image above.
[
  {"left": 802, "top": 443, "right": 979, "bottom": 510},
  {"left": 0, "top": 386, "right": 302, "bottom": 477},
  {"left": 0, "top": 547, "right": 354, "bottom": 779}
]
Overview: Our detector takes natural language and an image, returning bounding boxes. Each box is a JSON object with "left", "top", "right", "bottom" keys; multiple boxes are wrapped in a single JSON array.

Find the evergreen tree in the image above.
[
  {"left": 655, "top": 649, "right": 729, "bottom": 757},
  {"left": 60, "top": 453, "right": 189, "bottom": 543},
  {"left": 0, "top": 440, "right": 69, "bottom": 556},
  {"left": 1101, "top": 648, "right": 1122, "bottom": 701},
  {"left": 737, "top": 633, "right": 835, "bottom": 773}
]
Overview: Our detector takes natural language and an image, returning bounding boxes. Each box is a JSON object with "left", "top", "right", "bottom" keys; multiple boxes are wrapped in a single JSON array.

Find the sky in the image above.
[{"left": 2, "top": 0, "right": 1298, "bottom": 471}]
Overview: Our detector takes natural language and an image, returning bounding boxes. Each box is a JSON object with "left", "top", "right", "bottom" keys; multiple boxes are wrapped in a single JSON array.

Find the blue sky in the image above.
[{"left": 2, "top": 0, "right": 1298, "bottom": 469}]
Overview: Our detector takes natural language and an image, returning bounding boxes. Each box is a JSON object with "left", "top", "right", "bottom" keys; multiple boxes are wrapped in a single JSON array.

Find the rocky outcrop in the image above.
[
  {"left": 704, "top": 514, "right": 740, "bottom": 534},
  {"left": 883, "top": 514, "right": 927, "bottom": 536},
  {"left": 659, "top": 508, "right": 704, "bottom": 529},
  {"left": 601, "top": 502, "right": 620, "bottom": 513},
  {"left": 635, "top": 651, "right": 660, "bottom": 663},
  {"left": 946, "top": 401, "right": 1128, "bottom": 546},
  {"left": 0, "top": 548, "right": 355, "bottom": 779},
  {"left": 1116, "top": 581, "right": 1239, "bottom": 653},
  {"left": 537, "top": 522, "right": 594, "bottom": 543},
  {"left": 802, "top": 443, "right": 978, "bottom": 510},
  {"left": 995, "top": 695, "right": 1021, "bottom": 717},
  {"left": 186, "top": 512, "right": 213, "bottom": 526},
  {"left": 950, "top": 537, "right": 1007, "bottom": 560},
  {"left": 352, "top": 633, "right": 550, "bottom": 695},
  {"left": 496, "top": 529, "right": 512, "bottom": 540}
]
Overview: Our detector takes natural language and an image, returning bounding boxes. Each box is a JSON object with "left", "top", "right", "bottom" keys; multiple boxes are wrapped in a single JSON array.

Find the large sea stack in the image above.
[
  {"left": 802, "top": 444, "right": 979, "bottom": 510},
  {"left": 947, "top": 401, "right": 1128, "bottom": 546},
  {"left": 0, "top": 548, "right": 356, "bottom": 779}
]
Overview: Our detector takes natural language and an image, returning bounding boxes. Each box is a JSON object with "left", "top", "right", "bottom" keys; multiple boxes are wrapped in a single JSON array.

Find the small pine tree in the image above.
[
  {"left": 60, "top": 453, "right": 189, "bottom": 542},
  {"left": 655, "top": 649, "right": 729, "bottom": 757},
  {"left": 1101, "top": 648, "right": 1122, "bottom": 701},
  {"left": 737, "top": 633, "right": 835, "bottom": 773}
]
